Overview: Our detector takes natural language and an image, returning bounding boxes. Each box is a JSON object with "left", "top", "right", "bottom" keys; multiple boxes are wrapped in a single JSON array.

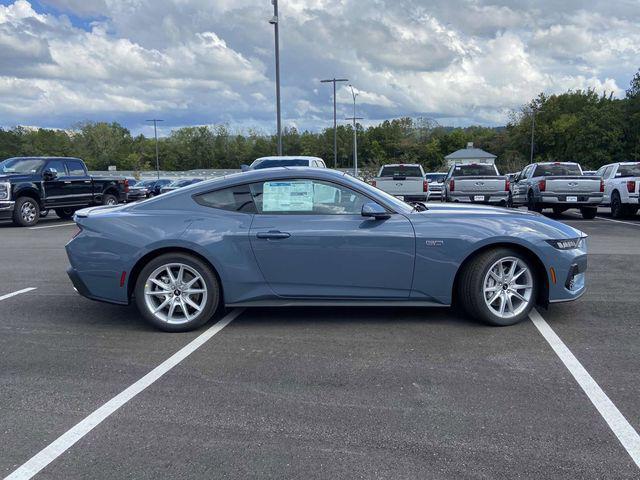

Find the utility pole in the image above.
[
  {"left": 146, "top": 119, "right": 163, "bottom": 179},
  {"left": 529, "top": 109, "right": 536, "bottom": 164},
  {"left": 269, "top": 1, "right": 282, "bottom": 155},
  {"left": 320, "top": 77, "right": 348, "bottom": 168},
  {"left": 345, "top": 85, "right": 363, "bottom": 178}
]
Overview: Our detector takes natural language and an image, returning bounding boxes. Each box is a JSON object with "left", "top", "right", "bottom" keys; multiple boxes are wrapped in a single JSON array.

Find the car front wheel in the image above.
[
  {"left": 12, "top": 197, "right": 40, "bottom": 227},
  {"left": 135, "top": 253, "right": 220, "bottom": 332},
  {"left": 458, "top": 248, "right": 537, "bottom": 326}
]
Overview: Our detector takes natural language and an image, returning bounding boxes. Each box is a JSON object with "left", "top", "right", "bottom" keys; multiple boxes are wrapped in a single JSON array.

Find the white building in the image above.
[{"left": 445, "top": 142, "right": 496, "bottom": 167}]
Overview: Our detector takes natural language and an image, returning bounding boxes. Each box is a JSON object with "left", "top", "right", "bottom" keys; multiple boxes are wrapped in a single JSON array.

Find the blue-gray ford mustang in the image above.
[{"left": 65, "top": 168, "right": 587, "bottom": 332}]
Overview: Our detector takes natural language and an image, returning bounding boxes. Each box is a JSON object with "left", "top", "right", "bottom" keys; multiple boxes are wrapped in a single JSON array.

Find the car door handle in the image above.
[
  {"left": 84, "top": 180, "right": 91, "bottom": 183},
  {"left": 256, "top": 230, "right": 291, "bottom": 239},
  {"left": 64, "top": 181, "right": 71, "bottom": 184}
]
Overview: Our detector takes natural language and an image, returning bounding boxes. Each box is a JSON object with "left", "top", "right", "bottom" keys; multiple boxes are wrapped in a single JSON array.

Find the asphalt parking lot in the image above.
[{"left": 1, "top": 209, "right": 639, "bottom": 479}]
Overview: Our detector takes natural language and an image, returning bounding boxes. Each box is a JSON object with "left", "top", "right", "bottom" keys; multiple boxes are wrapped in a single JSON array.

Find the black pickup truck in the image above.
[{"left": 0, "top": 156, "right": 128, "bottom": 227}]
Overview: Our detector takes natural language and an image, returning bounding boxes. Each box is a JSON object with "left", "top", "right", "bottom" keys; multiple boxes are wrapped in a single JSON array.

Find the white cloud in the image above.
[{"left": 0, "top": 0, "right": 638, "bottom": 132}]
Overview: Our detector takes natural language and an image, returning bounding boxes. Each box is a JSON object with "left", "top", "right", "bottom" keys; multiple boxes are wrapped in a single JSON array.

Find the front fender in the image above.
[{"left": 13, "top": 184, "right": 42, "bottom": 205}]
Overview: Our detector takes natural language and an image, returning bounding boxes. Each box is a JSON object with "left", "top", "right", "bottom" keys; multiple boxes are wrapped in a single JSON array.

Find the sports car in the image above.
[{"left": 66, "top": 168, "right": 587, "bottom": 332}]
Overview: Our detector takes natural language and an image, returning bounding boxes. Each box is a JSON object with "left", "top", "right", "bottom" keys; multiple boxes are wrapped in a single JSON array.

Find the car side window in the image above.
[
  {"left": 595, "top": 166, "right": 605, "bottom": 177},
  {"left": 603, "top": 166, "right": 614, "bottom": 179},
  {"left": 66, "top": 160, "right": 86, "bottom": 177},
  {"left": 195, "top": 184, "right": 257, "bottom": 214},
  {"left": 251, "top": 179, "right": 369, "bottom": 215},
  {"left": 45, "top": 160, "right": 66, "bottom": 176}
]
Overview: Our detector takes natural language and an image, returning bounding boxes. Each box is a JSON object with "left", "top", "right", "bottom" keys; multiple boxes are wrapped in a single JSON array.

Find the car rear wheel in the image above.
[
  {"left": 610, "top": 191, "right": 627, "bottom": 218},
  {"left": 102, "top": 193, "right": 118, "bottom": 206},
  {"left": 458, "top": 248, "right": 537, "bottom": 326},
  {"left": 55, "top": 207, "right": 76, "bottom": 220},
  {"left": 135, "top": 253, "right": 220, "bottom": 332},
  {"left": 12, "top": 197, "right": 40, "bottom": 227},
  {"left": 527, "top": 191, "right": 542, "bottom": 213},
  {"left": 580, "top": 207, "right": 597, "bottom": 219}
]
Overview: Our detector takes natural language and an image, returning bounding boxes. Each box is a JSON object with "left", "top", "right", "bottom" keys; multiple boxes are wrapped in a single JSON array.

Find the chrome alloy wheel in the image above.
[
  {"left": 143, "top": 263, "right": 208, "bottom": 325},
  {"left": 21, "top": 200, "right": 37, "bottom": 223},
  {"left": 105, "top": 197, "right": 117, "bottom": 205},
  {"left": 483, "top": 256, "right": 533, "bottom": 319}
]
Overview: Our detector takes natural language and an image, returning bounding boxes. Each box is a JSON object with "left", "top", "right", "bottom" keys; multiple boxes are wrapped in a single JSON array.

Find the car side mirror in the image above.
[
  {"left": 241, "top": 164, "right": 250, "bottom": 172},
  {"left": 361, "top": 202, "right": 390, "bottom": 220},
  {"left": 43, "top": 168, "right": 58, "bottom": 181}
]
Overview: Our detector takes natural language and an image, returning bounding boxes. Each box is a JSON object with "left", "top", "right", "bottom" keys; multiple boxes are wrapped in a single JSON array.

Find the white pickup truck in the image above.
[
  {"left": 372, "top": 164, "right": 428, "bottom": 202},
  {"left": 596, "top": 162, "right": 640, "bottom": 218}
]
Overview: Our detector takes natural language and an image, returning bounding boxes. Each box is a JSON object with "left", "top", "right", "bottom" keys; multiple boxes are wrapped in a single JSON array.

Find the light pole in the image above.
[
  {"left": 320, "top": 77, "right": 348, "bottom": 168},
  {"left": 529, "top": 107, "right": 545, "bottom": 164},
  {"left": 269, "top": 1, "right": 282, "bottom": 155},
  {"left": 146, "top": 119, "right": 163, "bottom": 179},
  {"left": 345, "top": 85, "right": 363, "bottom": 178}
]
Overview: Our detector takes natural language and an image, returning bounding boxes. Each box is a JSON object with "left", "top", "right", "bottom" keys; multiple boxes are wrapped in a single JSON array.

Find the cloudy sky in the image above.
[{"left": 0, "top": 0, "right": 639, "bottom": 136}]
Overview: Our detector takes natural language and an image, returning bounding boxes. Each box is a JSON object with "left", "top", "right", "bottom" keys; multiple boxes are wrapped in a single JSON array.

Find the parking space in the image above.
[{"left": 1, "top": 210, "right": 639, "bottom": 479}]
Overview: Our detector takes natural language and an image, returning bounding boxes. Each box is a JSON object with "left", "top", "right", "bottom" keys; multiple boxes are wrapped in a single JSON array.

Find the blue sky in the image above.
[{"left": 0, "top": 0, "right": 638, "bottom": 137}]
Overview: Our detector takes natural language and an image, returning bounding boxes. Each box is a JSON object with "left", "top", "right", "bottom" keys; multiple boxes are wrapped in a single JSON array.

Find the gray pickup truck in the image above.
[
  {"left": 511, "top": 162, "right": 603, "bottom": 219},
  {"left": 443, "top": 163, "right": 510, "bottom": 205}
]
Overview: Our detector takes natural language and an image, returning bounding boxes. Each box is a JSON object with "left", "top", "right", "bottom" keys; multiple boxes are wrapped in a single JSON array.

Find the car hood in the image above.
[
  {"left": 0, "top": 174, "right": 33, "bottom": 182},
  {"left": 410, "top": 203, "right": 585, "bottom": 239}
]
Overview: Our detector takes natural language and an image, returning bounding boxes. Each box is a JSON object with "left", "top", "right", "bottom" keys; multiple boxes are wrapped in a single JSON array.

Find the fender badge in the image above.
[{"left": 425, "top": 240, "right": 444, "bottom": 247}]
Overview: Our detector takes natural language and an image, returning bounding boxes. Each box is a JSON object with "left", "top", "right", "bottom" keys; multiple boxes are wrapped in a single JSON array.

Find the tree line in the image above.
[{"left": 1, "top": 70, "right": 639, "bottom": 174}]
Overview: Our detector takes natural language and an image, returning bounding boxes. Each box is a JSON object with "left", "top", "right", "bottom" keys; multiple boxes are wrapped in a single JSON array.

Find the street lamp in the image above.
[
  {"left": 269, "top": 0, "right": 282, "bottom": 155},
  {"left": 320, "top": 77, "right": 349, "bottom": 168},
  {"left": 345, "top": 85, "right": 363, "bottom": 178},
  {"left": 146, "top": 119, "right": 163, "bottom": 179}
]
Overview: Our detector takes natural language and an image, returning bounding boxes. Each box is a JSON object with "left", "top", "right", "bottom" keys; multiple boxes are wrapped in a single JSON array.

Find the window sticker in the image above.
[{"left": 263, "top": 180, "right": 313, "bottom": 212}]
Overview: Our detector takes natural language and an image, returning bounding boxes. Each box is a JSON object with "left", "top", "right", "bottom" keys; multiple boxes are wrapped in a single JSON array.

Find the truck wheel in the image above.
[
  {"left": 102, "top": 193, "right": 118, "bottom": 206},
  {"left": 610, "top": 191, "right": 627, "bottom": 218},
  {"left": 580, "top": 207, "right": 597, "bottom": 219},
  {"left": 527, "top": 192, "right": 542, "bottom": 213},
  {"left": 134, "top": 253, "right": 221, "bottom": 332},
  {"left": 55, "top": 207, "right": 76, "bottom": 220},
  {"left": 457, "top": 248, "right": 538, "bottom": 326},
  {"left": 12, "top": 197, "right": 40, "bottom": 227}
]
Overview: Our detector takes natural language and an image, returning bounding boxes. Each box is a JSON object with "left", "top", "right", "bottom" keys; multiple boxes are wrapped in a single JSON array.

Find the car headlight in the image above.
[
  {"left": 546, "top": 237, "right": 586, "bottom": 250},
  {"left": 0, "top": 182, "right": 10, "bottom": 201}
]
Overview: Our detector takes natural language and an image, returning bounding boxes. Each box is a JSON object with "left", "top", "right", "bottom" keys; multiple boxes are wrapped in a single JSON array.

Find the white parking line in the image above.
[
  {"left": 0, "top": 288, "right": 36, "bottom": 301},
  {"left": 5, "top": 308, "right": 244, "bottom": 480},
  {"left": 530, "top": 309, "right": 640, "bottom": 469},
  {"left": 28, "top": 223, "right": 75, "bottom": 230},
  {"left": 565, "top": 212, "right": 640, "bottom": 227}
]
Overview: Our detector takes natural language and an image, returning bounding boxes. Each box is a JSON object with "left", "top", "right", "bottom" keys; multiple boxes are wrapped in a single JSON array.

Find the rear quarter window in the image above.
[{"left": 195, "top": 185, "right": 257, "bottom": 213}]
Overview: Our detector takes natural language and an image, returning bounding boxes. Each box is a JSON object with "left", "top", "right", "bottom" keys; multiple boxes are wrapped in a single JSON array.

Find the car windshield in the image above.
[
  {"left": 534, "top": 164, "right": 582, "bottom": 176},
  {"left": 169, "top": 179, "right": 192, "bottom": 187},
  {"left": 0, "top": 158, "right": 45, "bottom": 174},
  {"left": 617, "top": 164, "right": 640, "bottom": 177},
  {"left": 137, "top": 180, "right": 154, "bottom": 187},
  {"left": 379, "top": 166, "right": 423, "bottom": 178},
  {"left": 252, "top": 159, "right": 309, "bottom": 169},
  {"left": 425, "top": 173, "right": 446, "bottom": 182},
  {"left": 452, "top": 164, "right": 497, "bottom": 176}
]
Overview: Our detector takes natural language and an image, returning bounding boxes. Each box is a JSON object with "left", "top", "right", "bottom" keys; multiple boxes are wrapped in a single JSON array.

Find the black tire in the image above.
[
  {"left": 507, "top": 193, "right": 513, "bottom": 208},
  {"left": 102, "top": 193, "right": 118, "bottom": 206},
  {"left": 527, "top": 191, "right": 542, "bottom": 213},
  {"left": 55, "top": 207, "right": 76, "bottom": 220},
  {"left": 40, "top": 209, "right": 49, "bottom": 218},
  {"left": 580, "top": 207, "right": 597, "bottom": 219},
  {"left": 12, "top": 197, "right": 40, "bottom": 227},
  {"left": 610, "top": 191, "right": 627, "bottom": 219},
  {"left": 457, "top": 248, "right": 538, "bottom": 326},
  {"left": 552, "top": 207, "right": 566, "bottom": 215},
  {"left": 134, "top": 253, "right": 221, "bottom": 332}
]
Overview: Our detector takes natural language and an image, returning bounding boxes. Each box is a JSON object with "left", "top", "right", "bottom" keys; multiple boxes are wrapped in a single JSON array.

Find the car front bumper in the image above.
[
  {"left": 537, "top": 239, "right": 588, "bottom": 304},
  {"left": 0, "top": 201, "right": 15, "bottom": 220},
  {"left": 448, "top": 192, "right": 509, "bottom": 204}
]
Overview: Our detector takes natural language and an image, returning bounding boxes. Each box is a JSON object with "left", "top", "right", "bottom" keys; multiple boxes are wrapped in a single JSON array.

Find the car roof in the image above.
[{"left": 254, "top": 156, "right": 323, "bottom": 161}]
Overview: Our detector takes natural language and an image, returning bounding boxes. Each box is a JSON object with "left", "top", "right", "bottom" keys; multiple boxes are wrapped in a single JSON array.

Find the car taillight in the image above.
[
  {"left": 450, "top": 179, "right": 455, "bottom": 192},
  {"left": 538, "top": 179, "right": 546, "bottom": 192},
  {"left": 627, "top": 181, "right": 636, "bottom": 193},
  {"left": 371, "top": 180, "right": 376, "bottom": 187},
  {"left": 423, "top": 180, "right": 429, "bottom": 192},
  {"left": 505, "top": 179, "right": 510, "bottom": 191},
  {"left": 600, "top": 179, "right": 604, "bottom": 193}
]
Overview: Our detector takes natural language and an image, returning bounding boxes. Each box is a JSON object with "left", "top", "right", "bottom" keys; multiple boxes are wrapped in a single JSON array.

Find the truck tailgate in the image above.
[
  {"left": 453, "top": 176, "right": 506, "bottom": 192},
  {"left": 546, "top": 176, "right": 600, "bottom": 193},
  {"left": 375, "top": 177, "right": 423, "bottom": 195}
]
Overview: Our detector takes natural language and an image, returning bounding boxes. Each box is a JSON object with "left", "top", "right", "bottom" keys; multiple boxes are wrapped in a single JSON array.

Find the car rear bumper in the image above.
[
  {"left": 0, "top": 201, "right": 15, "bottom": 220},
  {"left": 540, "top": 193, "right": 603, "bottom": 206},
  {"left": 67, "top": 266, "right": 129, "bottom": 305},
  {"left": 448, "top": 192, "right": 509, "bottom": 204}
]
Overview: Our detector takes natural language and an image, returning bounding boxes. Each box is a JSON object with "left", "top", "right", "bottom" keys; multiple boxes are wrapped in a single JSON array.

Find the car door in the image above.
[
  {"left": 63, "top": 159, "right": 94, "bottom": 205},
  {"left": 512, "top": 165, "right": 531, "bottom": 204},
  {"left": 41, "top": 159, "right": 69, "bottom": 208},
  {"left": 248, "top": 178, "right": 415, "bottom": 298},
  {"left": 601, "top": 165, "right": 615, "bottom": 204}
]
